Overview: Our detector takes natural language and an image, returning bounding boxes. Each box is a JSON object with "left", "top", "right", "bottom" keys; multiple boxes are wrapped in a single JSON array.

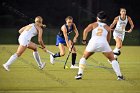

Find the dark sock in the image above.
[
  {"left": 72, "top": 53, "right": 76, "bottom": 65},
  {"left": 53, "top": 52, "right": 60, "bottom": 58}
]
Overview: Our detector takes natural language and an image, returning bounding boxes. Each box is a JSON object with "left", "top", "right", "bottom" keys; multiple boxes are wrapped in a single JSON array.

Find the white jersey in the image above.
[
  {"left": 115, "top": 16, "right": 128, "bottom": 32},
  {"left": 19, "top": 23, "right": 37, "bottom": 40},
  {"left": 91, "top": 22, "right": 108, "bottom": 43},
  {"left": 18, "top": 23, "right": 38, "bottom": 46},
  {"left": 86, "top": 22, "right": 112, "bottom": 52},
  {"left": 113, "top": 16, "right": 128, "bottom": 41}
]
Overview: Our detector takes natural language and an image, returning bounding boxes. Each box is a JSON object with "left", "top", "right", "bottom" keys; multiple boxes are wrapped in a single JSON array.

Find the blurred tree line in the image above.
[{"left": 0, "top": 0, "right": 139, "bottom": 45}]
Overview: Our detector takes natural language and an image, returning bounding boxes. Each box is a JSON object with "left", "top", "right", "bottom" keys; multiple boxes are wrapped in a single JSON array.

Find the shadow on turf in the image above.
[
  {"left": 1, "top": 46, "right": 137, "bottom": 87},
  {"left": 76, "top": 47, "right": 137, "bottom": 86},
  {"left": 1, "top": 47, "right": 68, "bottom": 86}
]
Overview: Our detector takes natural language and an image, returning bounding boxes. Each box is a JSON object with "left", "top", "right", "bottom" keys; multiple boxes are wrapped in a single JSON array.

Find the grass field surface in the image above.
[{"left": 0, "top": 45, "right": 140, "bottom": 93}]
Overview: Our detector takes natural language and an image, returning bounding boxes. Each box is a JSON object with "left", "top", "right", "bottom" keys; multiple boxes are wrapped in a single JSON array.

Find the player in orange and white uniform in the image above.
[
  {"left": 110, "top": 8, "right": 134, "bottom": 59},
  {"left": 75, "top": 11, "right": 124, "bottom": 80},
  {"left": 3, "top": 16, "right": 47, "bottom": 71}
]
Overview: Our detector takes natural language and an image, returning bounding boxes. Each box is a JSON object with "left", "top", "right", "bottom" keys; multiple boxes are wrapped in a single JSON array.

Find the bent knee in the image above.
[
  {"left": 16, "top": 53, "right": 22, "bottom": 57},
  {"left": 117, "top": 45, "right": 122, "bottom": 49},
  {"left": 60, "top": 52, "right": 65, "bottom": 56}
]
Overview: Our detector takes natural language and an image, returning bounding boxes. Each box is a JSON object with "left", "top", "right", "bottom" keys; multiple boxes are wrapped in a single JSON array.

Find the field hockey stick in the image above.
[
  {"left": 64, "top": 43, "right": 75, "bottom": 69},
  {"left": 115, "top": 30, "right": 129, "bottom": 33},
  {"left": 38, "top": 46, "right": 54, "bottom": 55}
]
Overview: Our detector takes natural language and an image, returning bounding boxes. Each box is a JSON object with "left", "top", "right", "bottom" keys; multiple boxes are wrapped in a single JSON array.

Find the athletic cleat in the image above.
[
  {"left": 75, "top": 73, "right": 82, "bottom": 80},
  {"left": 3, "top": 64, "right": 10, "bottom": 71},
  {"left": 113, "top": 50, "right": 121, "bottom": 56},
  {"left": 70, "top": 65, "right": 79, "bottom": 68},
  {"left": 50, "top": 54, "right": 55, "bottom": 64},
  {"left": 117, "top": 76, "right": 125, "bottom": 80},
  {"left": 39, "top": 62, "right": 46, "bottom": 69}
]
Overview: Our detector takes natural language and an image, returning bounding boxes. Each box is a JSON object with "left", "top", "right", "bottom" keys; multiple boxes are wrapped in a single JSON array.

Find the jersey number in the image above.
[{"left": 96, "top": 28, "right": 103, "bottom": 36}]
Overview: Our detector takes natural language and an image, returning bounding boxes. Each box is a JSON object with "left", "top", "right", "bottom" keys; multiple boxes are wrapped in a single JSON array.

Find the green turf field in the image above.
[{"left": 0, "top": 45, "right": 140, "bottom": 93}]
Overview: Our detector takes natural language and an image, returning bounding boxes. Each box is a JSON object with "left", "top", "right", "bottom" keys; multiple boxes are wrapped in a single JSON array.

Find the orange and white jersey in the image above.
[
  {"left": 91, "top": 22, "right": 108, "bottom": 43},
  {"left": 86, "top": 22, "right": 112, "bottom": 52},
  {"left": 19, "top": 23, "right": 37, "bottom": 41},
  {"left": 113, "top": 16, "right": 128, "bottom": 41},
  {"left": 115, "top": 16, "right": 128, "bottom": 32}
]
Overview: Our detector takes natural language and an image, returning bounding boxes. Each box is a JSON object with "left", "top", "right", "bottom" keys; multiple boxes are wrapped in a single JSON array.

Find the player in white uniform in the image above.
[
  {"left": 3, "top": 16, "right": 47, "bottom": 71},
  {"left": 110, "top": 8, "right": 134, "bottom": 59},
  {"left": 75, "top": 11, "right": 124, "bottom": 80}
]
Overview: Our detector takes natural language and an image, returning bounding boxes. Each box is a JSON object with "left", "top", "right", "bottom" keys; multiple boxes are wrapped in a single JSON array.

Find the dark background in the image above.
[{"left": 0, "top": 0, "right": 140, "bottom": 45}]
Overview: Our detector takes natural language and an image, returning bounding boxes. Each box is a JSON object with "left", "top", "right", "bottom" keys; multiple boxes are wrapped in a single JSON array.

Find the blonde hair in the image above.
[
  {"left": 65, "top": 16, "right": 73, "bottom": 21},
  {"left": 35, "top": 16, "right": 43, "bottom": 23}
]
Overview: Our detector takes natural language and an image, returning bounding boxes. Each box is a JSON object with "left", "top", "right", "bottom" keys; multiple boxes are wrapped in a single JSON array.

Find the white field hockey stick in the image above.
[
  {"left": 115, "top": 29, "right": 129, "bottom": 33},
  {"left": 38, "top": 46, "right": 54, "bottom": 55}
]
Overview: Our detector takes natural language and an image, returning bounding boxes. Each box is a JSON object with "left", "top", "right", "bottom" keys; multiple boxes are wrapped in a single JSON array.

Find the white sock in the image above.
[
  {"left": 113, "top": 47, "right": 120, "bottom": 53},
  {"left": 114, "top": 55, "right": 118, "bottom": 59},
  {"left": 112, "top": 60, "right": 122, "bottom": 76},
  {"left": 33, "top": 51, "right": 42, "bottom": 66},
  {"left": 5, "top": 53, "right": 18, "bottom": 66},
  {"left": 78, "top": 57, "right": 86, "bottom": 75}
]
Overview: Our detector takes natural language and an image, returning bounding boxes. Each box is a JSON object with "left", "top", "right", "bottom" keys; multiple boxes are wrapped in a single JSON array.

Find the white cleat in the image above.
[
  {"left": 75, "top": 73, "right": 82, "bottom": 80},
  {"left": 3, "top": 64, "right": 10, "bottom": 71},
  {"left": 70, "top": 65, "right": 79, "bottom": 69},
  {"left": 117, "top": 76, "right": 125, "bottom": 80},
  {"left": 39, "top": 62, "right": 46, "bottom": 69},
  {"left": 50, "top": 54, "right": 55, "bottom": 64}
]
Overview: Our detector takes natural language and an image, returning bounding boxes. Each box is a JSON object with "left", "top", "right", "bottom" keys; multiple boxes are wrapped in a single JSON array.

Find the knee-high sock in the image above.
[
  {"left": 78, "top": 57, "right": 86, "bottom": 75},
  {"left": 5, "top": 53, "right": 18, "bottom": 66},
  {"left": 33, "top": 51, "right": 42, "bottom": 66},
  {"left": 112, "top": 60, "right": 122, "bottom": 76},
  {"left": 113, "top": 47, "right": 120, "bottom": 53},
  {"left": 72, "top": 53, "right": 76, "bottom": 65}
]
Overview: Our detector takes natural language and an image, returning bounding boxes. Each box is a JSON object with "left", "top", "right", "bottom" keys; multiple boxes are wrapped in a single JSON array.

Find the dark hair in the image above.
[
  {"left": 120, "top": 8, "right": 126, "bottom": 11},
  {"left": 97, "top": 11, "right": 107, "bottom": 20},
  {"left": 65, "top": 16, "right": 73, "bottom": 21}
]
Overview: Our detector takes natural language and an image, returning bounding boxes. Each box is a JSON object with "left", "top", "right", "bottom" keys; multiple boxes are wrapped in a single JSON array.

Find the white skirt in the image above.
[
  {"left": 113, "top": 30, "right": 125, "bottom": 41},
  {"left": 18, "top": 35, "right": 30, "bottom": 47},
  {"left": 86, "top": 38, "right": 112, "bottom": 53}
]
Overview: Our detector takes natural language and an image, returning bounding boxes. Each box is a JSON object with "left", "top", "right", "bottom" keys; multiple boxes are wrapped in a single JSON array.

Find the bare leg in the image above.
[
  {"left": 69, "top": 40, "right": 78, "bottom": 67},
  {"left": 103, "top": 52, "right": 123, "bottom": 78},
  {"left": 113, "top": 37, "right": 122, "bottom": 58},
  {"left": 28, "top": 42, "right": 45, "bottom": 69},
  {"left": 50, "top": 43, "right": 65, "bottom": 64},
  {"left": 53, "top": 43, "right": 65, "bottom": 58},
  {"left": 3, "top": 45, "right": 27, "bottom": 71},
  {"left": 76, "top": 50, "right": 94, "bottom": 76},
  {"left": 59, "top": 43, "right": 65, "bottom": 56}
]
